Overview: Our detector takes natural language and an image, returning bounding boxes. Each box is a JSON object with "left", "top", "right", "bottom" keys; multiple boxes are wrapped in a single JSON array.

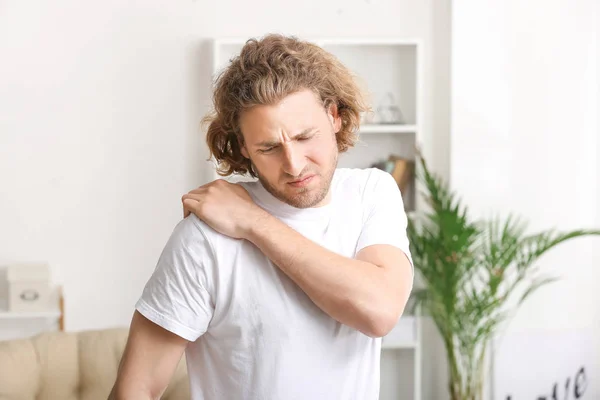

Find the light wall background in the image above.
[
  {"left": 1, "top": 0, "right": 597, "bottom": 398},
  {"left": 451, "top": 0, "right": 598, "bottom": 398},
  {"left": 0, "top": 1, "right": 450, "bottom": 398}
]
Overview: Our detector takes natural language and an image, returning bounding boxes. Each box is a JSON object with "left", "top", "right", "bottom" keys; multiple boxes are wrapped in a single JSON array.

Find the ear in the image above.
[{"left": 327, "top": 102, "right": 342, "bottom": 134}]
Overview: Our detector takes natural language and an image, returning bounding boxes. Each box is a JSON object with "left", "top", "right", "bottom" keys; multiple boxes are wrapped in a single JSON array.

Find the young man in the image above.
[{"left": 110, "top": 34, "right": 413, "bottom": 400}]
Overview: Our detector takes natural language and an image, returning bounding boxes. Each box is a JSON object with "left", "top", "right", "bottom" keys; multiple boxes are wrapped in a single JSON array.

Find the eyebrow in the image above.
[{"left": 254, "top": 127, "right": 318, "bottom": 148}]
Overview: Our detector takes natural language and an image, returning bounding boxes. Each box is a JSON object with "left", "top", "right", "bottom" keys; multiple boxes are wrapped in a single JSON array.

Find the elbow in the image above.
[
  {"left": 361, "top": 295, "right": 408, "bottom": 338},
  {"left": 364, "top": 311, "right": 399, "bottom": 338}
]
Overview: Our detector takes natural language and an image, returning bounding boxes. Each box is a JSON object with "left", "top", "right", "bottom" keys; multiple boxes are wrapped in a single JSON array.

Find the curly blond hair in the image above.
[{"left": 203, "top": 34, "right": 370, "bottom": 177}]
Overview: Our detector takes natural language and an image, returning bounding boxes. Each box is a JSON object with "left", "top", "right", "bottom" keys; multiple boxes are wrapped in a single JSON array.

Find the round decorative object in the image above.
[{"left": 19, "top": 290, "right": 40, "bottom": 302}]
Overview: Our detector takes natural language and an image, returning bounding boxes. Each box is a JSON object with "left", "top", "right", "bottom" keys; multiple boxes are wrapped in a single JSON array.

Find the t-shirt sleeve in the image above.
[
  {"left": 355, "top": 169, "right": 414, "bottom": 271},
  {"left": 135, "top": 215, "right": 215, "bottom": 342}
]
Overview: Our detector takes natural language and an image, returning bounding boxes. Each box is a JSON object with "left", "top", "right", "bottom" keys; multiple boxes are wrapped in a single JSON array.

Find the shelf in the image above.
[
  {"left": 0, "top": 310, "right": 61, "bottom": 319},
  {"left": 382, "top": 341, "right": 419, "bottom": 350},
  {"left": 319, "top": 38, "right": 420, "bottom": 46},
  {"left": 213, "top": 37, "right": 420, "bottom": 47},
  {"left": 359, "top": 124, "right": 417, "bottom": 134}
]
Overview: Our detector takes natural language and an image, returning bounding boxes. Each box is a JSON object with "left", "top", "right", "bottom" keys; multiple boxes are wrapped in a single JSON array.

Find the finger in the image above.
[
  {"left": 182, "top": 198, "right": 199, "bottom": 218},
  {"left": 181, "top": 193, "right": 203, "bottom": 218},
  {"left": 181, "top": 192, "right": 205, "bottom": 203},
  {"left": 187, "top": 186, "right": 210, "bottom": 195}
]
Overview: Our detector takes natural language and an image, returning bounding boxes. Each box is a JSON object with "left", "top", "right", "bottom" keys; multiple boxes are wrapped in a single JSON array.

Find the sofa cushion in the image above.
[
  {"left": 0, "top": 328, "right": 189, "bottom": 400},
  {"left": 0, "top": 336, "right": 41, "bottom": 400}
]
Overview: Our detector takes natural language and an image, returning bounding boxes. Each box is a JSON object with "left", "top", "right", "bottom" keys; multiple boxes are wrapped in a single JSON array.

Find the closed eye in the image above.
[
  {"left": 297, "top": 134, "right": 315, "bottom": 141},
  {"left": 258, "top": 146, "right": 277, "bottom": 154}
]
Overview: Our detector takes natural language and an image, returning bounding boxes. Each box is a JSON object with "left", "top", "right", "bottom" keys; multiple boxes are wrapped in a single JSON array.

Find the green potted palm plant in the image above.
[{"left": 406, "top": 155, "right": 600, "bottom": 400}]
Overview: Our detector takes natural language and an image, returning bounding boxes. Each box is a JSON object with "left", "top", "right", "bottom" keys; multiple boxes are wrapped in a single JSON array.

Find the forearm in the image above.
[{"left": 246, "top": 213, "right": 403, "bottom": 337}]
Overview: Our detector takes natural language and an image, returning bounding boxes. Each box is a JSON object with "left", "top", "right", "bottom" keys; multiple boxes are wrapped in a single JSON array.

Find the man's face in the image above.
[{"left": 239, "top": 89, "right": 341, "bottom": 208}]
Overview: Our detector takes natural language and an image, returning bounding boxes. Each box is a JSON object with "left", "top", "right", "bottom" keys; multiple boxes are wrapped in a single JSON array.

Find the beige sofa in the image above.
[{"left": 0, "top": 327, "right": 189, "bottom": 400}]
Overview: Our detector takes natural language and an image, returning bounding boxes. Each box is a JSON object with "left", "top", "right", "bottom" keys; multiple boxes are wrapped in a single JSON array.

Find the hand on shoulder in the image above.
[{"left": 181, "top": 179, "right": 267, "bottom": 239}]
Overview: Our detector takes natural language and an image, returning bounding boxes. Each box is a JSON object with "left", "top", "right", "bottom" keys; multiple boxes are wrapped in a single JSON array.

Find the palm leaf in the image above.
[
  {"left": 407, "top": 153, "right": 600, "bottom": 400},
  {"left": 518, "top": 275, "right": 560, "bottom": 305}
]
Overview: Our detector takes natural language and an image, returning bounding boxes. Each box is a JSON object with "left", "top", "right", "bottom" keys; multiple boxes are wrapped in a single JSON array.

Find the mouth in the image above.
[{"left": 287, "top": 175, "right": 315, "bottom": 188}]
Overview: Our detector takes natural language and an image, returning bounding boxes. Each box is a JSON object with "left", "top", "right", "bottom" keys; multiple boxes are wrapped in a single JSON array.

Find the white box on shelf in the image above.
[{"left": 3, "top": 264, "right": 52, "bottom": 312}]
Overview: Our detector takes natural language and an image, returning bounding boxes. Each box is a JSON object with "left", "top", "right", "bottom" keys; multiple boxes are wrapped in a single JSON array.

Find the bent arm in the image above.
[
  {"left": 246, "top": 217, "right": 412, "bottom": 338},
  {"left": 108, "top": 311, "right": 189, "bottom": 400},
  {"left": 246, "top": 170, "right": 413, "bottom": 338}
]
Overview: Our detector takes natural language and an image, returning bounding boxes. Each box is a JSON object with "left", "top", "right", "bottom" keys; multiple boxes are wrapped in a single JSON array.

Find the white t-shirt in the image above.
[{"left": 135, "top": 167, "right": 413, "bottom": 400}]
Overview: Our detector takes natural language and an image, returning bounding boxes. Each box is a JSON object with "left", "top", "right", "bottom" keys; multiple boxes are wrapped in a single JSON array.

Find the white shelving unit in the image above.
[
  {"left": 0, "top": 310, "right": 61, "bottom": 319},
  {"left": 360, "top": 124, "right": 418, "bottom": 134},
  {"left": 0, "top": 286, "right": 63, "bottom": 342},
  {"left": 210, "top": 37, "right": 422, "bottom": 400},
  {"left": 0, "top": 312, "right": 61, "bottom": 342}
]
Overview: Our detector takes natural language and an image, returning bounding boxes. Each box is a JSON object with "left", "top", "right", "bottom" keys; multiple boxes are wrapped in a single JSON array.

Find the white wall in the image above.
[
  {"left": 0, "top": 0, "right": 451, "bottom": 398},
  {"left": 451, "top": 0, "right": 598, "bottom": 398},
  {"left": 595, "top": 0, "right": 600, "bottom": 385}
]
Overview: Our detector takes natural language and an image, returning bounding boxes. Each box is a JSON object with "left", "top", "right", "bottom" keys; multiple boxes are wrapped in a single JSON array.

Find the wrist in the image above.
[{"left": 242, "top": 206, "right": 271, "bottom": 241}]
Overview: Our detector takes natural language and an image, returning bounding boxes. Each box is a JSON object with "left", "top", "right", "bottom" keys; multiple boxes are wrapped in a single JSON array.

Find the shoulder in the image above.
[
  {"left": 165, "top": 214, "right": 217, "bottom": 257},
  {"left": 172, "top": 213, "right": 249, "bottom": 260},
  {"left": 171, "top": 213, "right": 209, "bottom": 240},
  {"left": 334, "top": 167, "right": 397, "bottom": 199}
]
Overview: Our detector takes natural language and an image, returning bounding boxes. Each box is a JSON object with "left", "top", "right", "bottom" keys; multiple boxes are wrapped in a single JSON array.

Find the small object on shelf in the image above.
[
  {"left": 371, "top": 159, "right": 396, "bottom": 174},
  {"left": 0, "top": 263, "right": 52, "bottom": 313},
  {"left": 387, "top": 155, "right": 414, "bottom": 193},
  {"left": 376, "top": 92, "right": 405, "bottom": 124},
  {"left": 371, "top": 154, "right": 414, "bottom": 191}
]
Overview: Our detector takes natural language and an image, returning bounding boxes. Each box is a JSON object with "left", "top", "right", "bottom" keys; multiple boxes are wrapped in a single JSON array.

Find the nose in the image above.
[{"left": 281, "top": 143, "right": 306, "bottom": 178}]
